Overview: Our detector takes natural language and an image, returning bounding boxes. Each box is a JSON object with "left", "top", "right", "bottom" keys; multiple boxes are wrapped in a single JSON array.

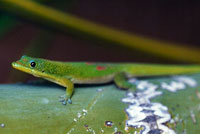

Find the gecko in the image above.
[{"left": 12, "top": 55, "right": 200, "bottom": 105}]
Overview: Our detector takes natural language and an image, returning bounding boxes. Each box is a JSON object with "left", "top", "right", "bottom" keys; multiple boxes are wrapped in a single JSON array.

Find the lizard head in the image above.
[{"left": 12, "top": 55, "right": 46, "bottom": 77}]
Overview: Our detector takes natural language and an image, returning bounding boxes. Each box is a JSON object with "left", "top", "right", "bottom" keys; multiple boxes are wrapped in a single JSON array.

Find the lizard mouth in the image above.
[
  {"left": 12, "top": 61, "right": 22, "bottom": 69},
  {"left": 12, "top": 61, "right": 32, "bottom": 74}
]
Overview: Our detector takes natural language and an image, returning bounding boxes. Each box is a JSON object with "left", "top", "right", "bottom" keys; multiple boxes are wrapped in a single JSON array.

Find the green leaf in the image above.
[
  {"left": 151, "top": 74, "right": 200, "bottom": 133},
  {"left": 0, "top": 74, "right": 200, "bottom": 133},
  {"left": 0, "top": 82, "right": 127, "bottom": 134}
]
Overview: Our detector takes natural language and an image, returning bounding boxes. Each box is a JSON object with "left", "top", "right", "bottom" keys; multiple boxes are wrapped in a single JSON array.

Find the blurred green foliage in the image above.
[
  {"left": 0, "top": 15, "right": 16, "bottom": 37},
  {"left": 0, "top": 0, "right": 200, "bottom": 64}
]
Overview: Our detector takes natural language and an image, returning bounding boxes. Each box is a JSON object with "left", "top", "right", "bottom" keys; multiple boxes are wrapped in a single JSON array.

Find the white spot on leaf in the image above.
[
  {"left": 0, "top": 123, "right": 5, "bottom": 128},
  {"left": 174, "top": 76, "right": 197, "bottom": 87},
  {"left": 161, "top": 81, "right": 185, "bottom": 92},
  {"left": 83, "top": 109, "right": 88, "bottom": 113},
  {"left": 41, "top": 98, "right": 49, "bottom": 104},
  {"left": 161, "top": 76, "right": 197, "bottom": 92},
  {"left": 122, "top": 80, "right": 176, "bottom": 134}
]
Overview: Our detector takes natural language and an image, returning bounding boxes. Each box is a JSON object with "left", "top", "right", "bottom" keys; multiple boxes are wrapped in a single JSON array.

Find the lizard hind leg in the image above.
[{"left": 114, "top": 72, "right": 136, "bottom": 92}]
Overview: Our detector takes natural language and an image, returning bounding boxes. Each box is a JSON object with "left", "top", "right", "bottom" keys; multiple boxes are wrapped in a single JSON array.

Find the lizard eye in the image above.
[{"left": 30, "top": 61, "right": 36, "bottom": 67}]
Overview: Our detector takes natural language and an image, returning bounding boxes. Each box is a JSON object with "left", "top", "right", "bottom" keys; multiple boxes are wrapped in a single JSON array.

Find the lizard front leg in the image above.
[{"left": 58, "top": 78, "right": 74, "bottom": 105}]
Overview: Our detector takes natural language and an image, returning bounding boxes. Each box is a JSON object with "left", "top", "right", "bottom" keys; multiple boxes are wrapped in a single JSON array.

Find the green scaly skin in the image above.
[{"left": 12, "top": 55, "right": 200, "bottom": 105}]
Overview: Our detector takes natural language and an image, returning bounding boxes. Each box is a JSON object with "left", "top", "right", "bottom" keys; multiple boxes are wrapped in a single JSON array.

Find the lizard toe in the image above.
[
  {"left": 62, "top": 100, "right": 67, "bottom": 105},
  {"left": 67, "top": 99, "right": 72, "bottom": 104}
]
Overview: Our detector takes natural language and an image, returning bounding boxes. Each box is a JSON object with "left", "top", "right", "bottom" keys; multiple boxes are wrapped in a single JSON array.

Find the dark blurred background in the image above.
[{"left": 0, "top": 0, "right": 200, "bottom": 83}]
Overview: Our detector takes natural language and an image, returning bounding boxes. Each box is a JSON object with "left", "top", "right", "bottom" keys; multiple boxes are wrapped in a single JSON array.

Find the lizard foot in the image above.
[
  {"left": 59, "top": 95, "right": 72, "bottom": 105},
  {"left": 128, "top": 86, "right": 137, "bottom": 93}
]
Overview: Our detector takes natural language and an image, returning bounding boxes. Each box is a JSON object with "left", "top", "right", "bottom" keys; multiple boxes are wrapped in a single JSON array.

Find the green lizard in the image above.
[{"left": 12, "top": 55, "right": 200, "bottom": 105}]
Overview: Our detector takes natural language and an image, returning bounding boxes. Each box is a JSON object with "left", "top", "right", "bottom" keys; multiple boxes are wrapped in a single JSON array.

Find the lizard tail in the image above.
[{"left": 124, "top": 64, "right": 200, "bottom": 77}]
